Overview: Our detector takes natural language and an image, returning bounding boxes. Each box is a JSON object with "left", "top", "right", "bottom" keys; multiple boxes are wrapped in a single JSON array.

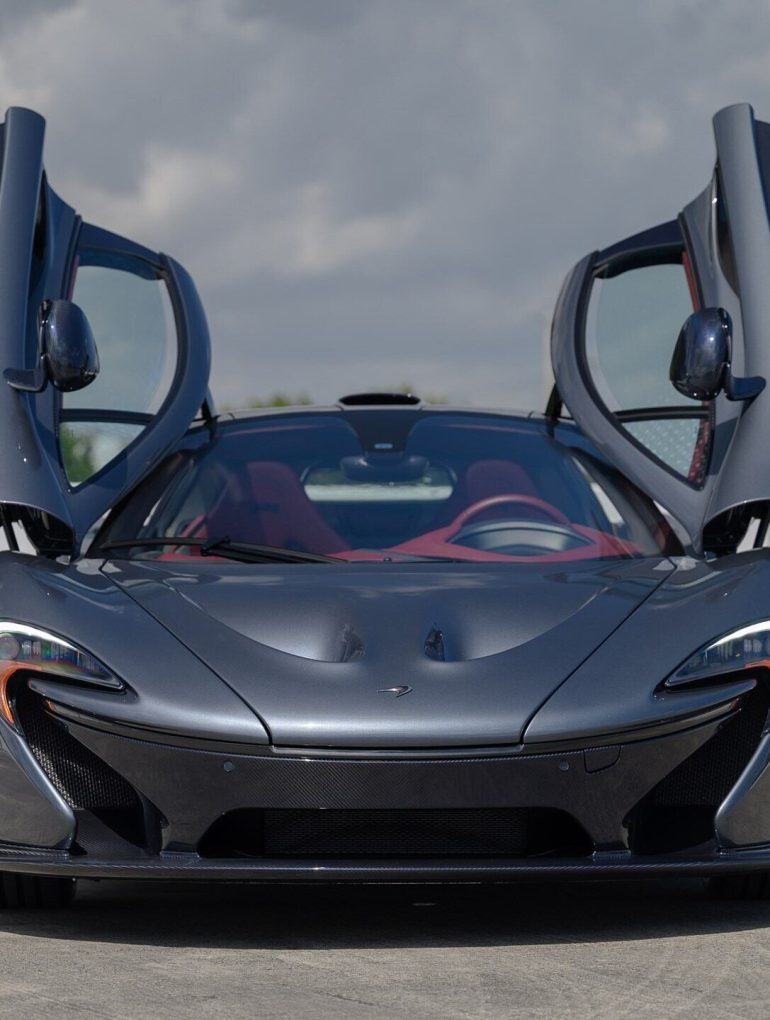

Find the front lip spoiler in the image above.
[{"left": 1, "top": 848, "right": 769, "bottom": 882}]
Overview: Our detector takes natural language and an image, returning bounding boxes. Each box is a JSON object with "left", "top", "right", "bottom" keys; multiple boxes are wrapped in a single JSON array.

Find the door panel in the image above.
[
  {"left": 0, "top": 108, "right": 211, "bottom": 553},
  {"left": 68, "top": 262, "right": 177, "bottom": 415},
  {"left": 60, "top": 239, "right": 211, "bottom": 548},
  {"left": 582, "top": 257, "right": 703, "bottom": 479},
  {"left": 584, "top": 263, "right": 693, "bottom": 413},
  {"left": 552, "top": 103, "right": 770, "bottom": 552},
  {"left": 552, "top": 241, "right": 711, "bottom": 552},
  {"left": 62, "top": 241, "right": 180, "bottom": 485}
]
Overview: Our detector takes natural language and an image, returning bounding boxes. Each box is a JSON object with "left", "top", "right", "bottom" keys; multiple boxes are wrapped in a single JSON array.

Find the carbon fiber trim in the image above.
[
  {"left": 0, "top": 847, "right": 769, "bottom": 882},
  {"left": 62, "top": 710, "right": 728, "bottom": 854}
]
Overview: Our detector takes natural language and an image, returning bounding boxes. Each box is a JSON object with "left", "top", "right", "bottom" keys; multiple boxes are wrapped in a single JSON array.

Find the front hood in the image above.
[{"left": 104, "top": 558, "right": 672, "bottom": 748}]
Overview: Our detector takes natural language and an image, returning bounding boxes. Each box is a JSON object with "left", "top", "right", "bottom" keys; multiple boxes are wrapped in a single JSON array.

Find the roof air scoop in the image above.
[{"left": 338, "top": 392, "right": 422, "bottom": 407}]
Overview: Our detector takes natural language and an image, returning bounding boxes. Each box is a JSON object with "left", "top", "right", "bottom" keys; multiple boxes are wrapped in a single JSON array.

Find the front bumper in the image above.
[{"left": 2, "top": 682, "right": 770, "bottom": 882}]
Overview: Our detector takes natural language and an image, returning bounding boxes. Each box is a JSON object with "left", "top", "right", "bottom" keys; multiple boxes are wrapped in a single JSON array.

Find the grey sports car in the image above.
[{"left": 0, "top": 103, "right": 769, "bottom": 908}]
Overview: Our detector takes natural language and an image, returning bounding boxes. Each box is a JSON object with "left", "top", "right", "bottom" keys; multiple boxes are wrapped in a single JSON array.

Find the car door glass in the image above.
[
  {"left": 583, "top": 260, "right": 709, "bottom": 483},
  {"left": 61, "top": 256, "right": 178, "bottom": 485}
]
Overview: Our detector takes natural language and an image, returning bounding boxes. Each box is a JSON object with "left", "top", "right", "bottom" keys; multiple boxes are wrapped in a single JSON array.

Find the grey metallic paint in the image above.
[
  {"left": 525, "top": 553, "right": 770, "bottom": 743},
  {"left": 0, "top": 722, "right": 74, "bottom": 848},
  {"left": 0, "top": 554, "right": 269, "bottom": 744},
  {"left": 715, "top": 717, "right": 770, "bottom": 849},
  {"left": 105, "top": 558, "right": 671, "bottom": 748}
]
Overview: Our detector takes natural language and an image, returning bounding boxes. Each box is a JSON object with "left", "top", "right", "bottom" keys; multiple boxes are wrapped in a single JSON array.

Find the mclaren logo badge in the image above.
[{"left": 378, "top": 685, "right": 412, "bottom": 697}]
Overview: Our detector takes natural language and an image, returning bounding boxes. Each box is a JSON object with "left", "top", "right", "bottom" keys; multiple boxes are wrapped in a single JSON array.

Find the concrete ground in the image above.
[{"left": 0, "top": 877, "right": 767, "bottom": 1018}]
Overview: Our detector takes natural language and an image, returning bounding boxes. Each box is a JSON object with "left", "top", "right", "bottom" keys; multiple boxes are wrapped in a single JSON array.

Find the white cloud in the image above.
[
  {"left": 288, "top": 184, "right": 424, "bottom": 275},
  {"left": 0, "top": 0, "right": 770, "bottom": 408},
  {"left": 78, "top": 146, "right": 240, "bottom": 237}
]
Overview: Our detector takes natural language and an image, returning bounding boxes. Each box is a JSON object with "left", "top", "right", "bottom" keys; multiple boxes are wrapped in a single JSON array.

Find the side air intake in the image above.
[
  {"left": 628, "top": 683, "right": 770, "bottom": 853},
  {"left": 14, "top": 686, "right": 150, "bottom": 848}
]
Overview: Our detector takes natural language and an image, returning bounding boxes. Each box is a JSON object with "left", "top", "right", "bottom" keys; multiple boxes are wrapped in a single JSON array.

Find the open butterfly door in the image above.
[
  {"left": 551, "top": 103, "right": 770, "bottom": 554},
  {"left": 0, "top": 108, "right": 211, "bottom": 555}
]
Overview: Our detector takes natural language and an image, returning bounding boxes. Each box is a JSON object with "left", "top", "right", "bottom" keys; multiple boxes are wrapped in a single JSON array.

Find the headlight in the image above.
[
  {"left": 0, "top": 622, "right": 122, "bottom": 728},
  {"left": 666, "top": 621, "right": 770, "bottom": 688}
]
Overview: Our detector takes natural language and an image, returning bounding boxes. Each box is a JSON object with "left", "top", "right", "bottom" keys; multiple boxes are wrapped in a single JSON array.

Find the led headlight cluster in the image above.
[
  {"left": 0, "top": 622, "right": 122, "bottom": 727},
  {"left": 666, "top": 621, "right": 770, "bottom": 688}
]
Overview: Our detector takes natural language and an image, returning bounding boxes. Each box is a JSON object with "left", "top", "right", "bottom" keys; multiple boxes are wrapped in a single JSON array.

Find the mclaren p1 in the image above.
[{"left": 0, "top": 104, "right": 769, "bottom": 907}]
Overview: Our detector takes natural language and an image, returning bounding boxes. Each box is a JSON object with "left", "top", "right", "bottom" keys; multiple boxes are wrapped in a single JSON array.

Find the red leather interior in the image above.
[{"left": 203, "top": 461, "right": 349, "bottom": 554}]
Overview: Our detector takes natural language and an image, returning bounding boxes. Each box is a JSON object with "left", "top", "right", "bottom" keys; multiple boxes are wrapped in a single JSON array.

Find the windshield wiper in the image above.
[{"left": 97, "top": 536, "right": 344, "bottom": 565}]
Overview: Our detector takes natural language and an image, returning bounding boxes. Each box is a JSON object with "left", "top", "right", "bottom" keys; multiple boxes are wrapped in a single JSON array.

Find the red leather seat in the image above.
[
  {"left": 464, "top": 460, "right": 538, "bottom": 501},
  {"left": 206, "top": 461, "right": 349, "bottom": 554}
]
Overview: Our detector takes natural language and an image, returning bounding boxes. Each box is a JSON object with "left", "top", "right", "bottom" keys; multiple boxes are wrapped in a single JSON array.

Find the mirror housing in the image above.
[
  {"left": 40, "top": 299, "right": 99, "bottom": 392},
  {"left": 3, "top": 299, "right": 99, "bottom": 393},
  {"left": 670, "top": 307, "right": 765, "bottom": 403},
  {"left": 670, "top": 308, "right": 731, "bottom": 401}
]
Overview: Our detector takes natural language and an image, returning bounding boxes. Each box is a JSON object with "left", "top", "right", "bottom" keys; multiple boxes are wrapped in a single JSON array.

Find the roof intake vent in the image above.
[{"left": 338, "top": 392, "right": 421, "bottom": 407}]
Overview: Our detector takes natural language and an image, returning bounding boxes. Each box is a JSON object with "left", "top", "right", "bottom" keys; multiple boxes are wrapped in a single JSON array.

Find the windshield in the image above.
[{"left": 96, "top": 411, "right": 676, "bottom": 564}]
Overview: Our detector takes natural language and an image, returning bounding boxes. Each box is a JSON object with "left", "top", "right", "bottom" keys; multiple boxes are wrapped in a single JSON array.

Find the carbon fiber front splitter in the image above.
[{"left": 0, "top": 847, "right": 769, "bottom": 882}]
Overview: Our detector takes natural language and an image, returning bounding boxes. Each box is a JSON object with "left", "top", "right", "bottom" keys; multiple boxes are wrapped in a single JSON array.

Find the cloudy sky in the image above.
[{"left": 0, "top": 0, "right": 769, "bottom": 410}]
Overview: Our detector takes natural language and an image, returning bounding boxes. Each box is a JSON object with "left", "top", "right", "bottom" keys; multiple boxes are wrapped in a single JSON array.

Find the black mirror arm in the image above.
[
  {"left": 725, "top": 374, "right": 766, "bottom": 402},
  {"left": 3, "top": 364, "right": 47, "bottom": 392}
]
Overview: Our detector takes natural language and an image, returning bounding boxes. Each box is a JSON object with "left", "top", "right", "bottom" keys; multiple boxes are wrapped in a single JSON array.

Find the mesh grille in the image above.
[
  {"left": 629, "top": 683, "right": 770, "bottom": 853},
  {"left": 15, "top": 687, "right": 139, "bottom": 811},
  {"left": 267, "top": 808, "right": 533, "bottom": 856},
  {"left": 199, "top": 807, "right": 592, "bottom": 859}
]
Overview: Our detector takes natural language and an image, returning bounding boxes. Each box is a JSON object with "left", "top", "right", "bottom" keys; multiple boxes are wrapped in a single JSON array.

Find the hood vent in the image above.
[{"left": 424, "top": 626, "right": 446, "bottom": 662}]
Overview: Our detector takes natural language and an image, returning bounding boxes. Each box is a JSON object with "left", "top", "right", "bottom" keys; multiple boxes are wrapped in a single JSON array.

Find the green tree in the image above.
[
  {"left": 59, "top": 426, "right": 97, "bottom": 485},
  {"left": 243, "top": 391, "right": 313, "bottom": 408}
]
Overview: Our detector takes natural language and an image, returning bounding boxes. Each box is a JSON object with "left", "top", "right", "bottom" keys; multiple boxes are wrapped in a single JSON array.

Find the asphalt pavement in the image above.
[{"left": 0, "top": 877, "right": 767, "bottom": 1018}]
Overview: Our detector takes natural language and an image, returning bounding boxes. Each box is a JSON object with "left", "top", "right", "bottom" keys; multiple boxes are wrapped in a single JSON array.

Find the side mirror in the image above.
[
  {"left": 3, "top": 299, "right": 99, "bottom": 394},
  {"left": 40, "top": 299, "right": 99, "bottom": 392},
  {"left": 670, "top": 308, "right": 731, "bottom": 401},
  {"left": 670, "top": 307, "right": 765, "bottom": 403}
]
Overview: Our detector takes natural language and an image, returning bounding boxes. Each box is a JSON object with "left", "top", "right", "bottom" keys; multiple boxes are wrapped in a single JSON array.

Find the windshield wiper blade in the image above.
[
  {"left": 200, "top": 536, "right": 343, "bottom": 564},
  {"left": 97, "top": 537, "right": 343, "bottom": 564}
]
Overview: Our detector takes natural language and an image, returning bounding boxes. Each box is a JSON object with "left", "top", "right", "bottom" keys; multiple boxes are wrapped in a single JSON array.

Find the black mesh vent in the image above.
[
  {"left": 199, "top": 807, "right": 592, "bottom": 859},
  {"left": 15, "top": 687, "right": 138, "bottom": 812},
  {"left": 629, "top": 683, "right": 770, "bottom": 853}
]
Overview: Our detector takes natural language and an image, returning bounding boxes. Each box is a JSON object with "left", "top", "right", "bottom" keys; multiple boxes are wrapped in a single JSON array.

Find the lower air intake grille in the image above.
[
  {"left": 199, "top": 807, "right": 592, "bottom": 859},
  {"left": 15, "top": 687, "right": 138, "bottom": 812},
  {"left": 629, "top": 682, "right": 770, "bottom": 853}
]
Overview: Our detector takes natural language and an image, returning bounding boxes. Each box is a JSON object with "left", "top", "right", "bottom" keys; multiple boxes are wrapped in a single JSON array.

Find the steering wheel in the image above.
[
  {"left": 449, "top": 494, "right": 572, "bottom": 532},
  {"left": 442, "top": 494, "right": 587, "bottom": 556}
]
